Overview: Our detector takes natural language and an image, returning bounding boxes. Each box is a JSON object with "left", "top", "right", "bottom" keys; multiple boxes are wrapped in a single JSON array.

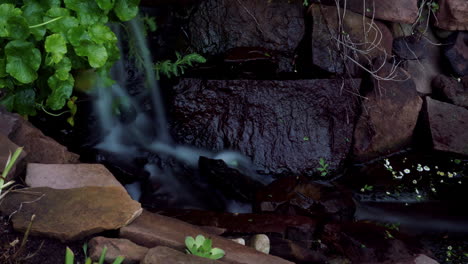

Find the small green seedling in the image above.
[
  {"left": 317, "top": 158, "right": 329, "bottom": 177},
  {"left": 360, "top": 184, "right": 373, "bottom": 192},
  {"left": 185, "top": 235, "right": 225, "bottom": 260},
  {"left": 65, "top": 245, "right": 124, "bottom": 264},
  {"left": 0, "top": 147, "right": 23, "bottom": 196}
]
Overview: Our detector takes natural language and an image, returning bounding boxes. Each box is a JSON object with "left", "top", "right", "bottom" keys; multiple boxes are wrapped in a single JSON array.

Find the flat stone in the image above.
[
  {"left": 0, "top": 133, "right": 26, "bottom": 182},
  {"left": 435, "top": 0, "right": 468, "bottom": 31},
  {"left": 425, "top": 97, "right": 468, "bottom": 155},
  {"left": 120, "top": 210, "right": 294, "bottom": 264},
  {"left": 26, "top": 163, "right": 124, "bottom": 190},
  {"left": 309, "top": 4, "right": 393, "bottom": 75},
  {"left": 353, "top": 60, "right": 422, "bottom": 161},
  {"left": 89, "top": 236, "right": 149, "bottom": 264},
  {"left": 337, "top": 0, "right": 419, "bottom": 24},
  {"left": 142, "top": 246, "right": 228, "bottom": 264},
  {"left": 0, "top": 107, "right": 79, "bottom": 164},
  {"left": 188, "top": 0, "right": 304, "bottom": 72},
  {"left": 172, "top": 79, "right": 360, "bottom": 177},
  {"left": 0, "top": 187, "right": 142, "bottom": 241}
]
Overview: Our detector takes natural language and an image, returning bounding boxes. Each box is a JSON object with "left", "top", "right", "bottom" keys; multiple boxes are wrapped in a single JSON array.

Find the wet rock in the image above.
[
  {"left": 0, "top": 133, "right": 27, "bottom": 182},
  {"left": 159, "top": 209, "right": 317, "bottom": 247},
  {"left": 394, "top": 254, "right": 439, "bottom": 264},
  {"left": 336, "top": 0, "right": 419, "bottom": 24},
  {"left": 249, "top": 234, "right": 270, "bottom": 254},
  {"left": 89, "top": 237, "right": 149, "bottom": 264},
  {"left": 270, "top": 237, "right": 327, "bottom": 264},
  {"left": 434, "top": 0, "right": 468, "bottom": 31},
  {"left": 255, "top": 176, "right": 355, "bottom": 221},
  {"left": 443, "top": 32, "right": 468, "bottom": 77},
  {"left": 223, "top": 47, "right": 278, "bottom": 78},
  {"left": 142, "top": 246, "right": 227, "bottom": 264},
  {"left": 172, "top": 79, "right": 360, "bottom": 177},
  {"left": 432, "top": 75, "right": 468, "bottom": 108},
  {"left": 188, "top": 0, "right": 304, "bottom": 72},
  {"left": 199, "top": 156, "right": 266, "bottom": 202},
  {"left": 0, "top": 186, "right": 142, "bottom": 241},
  {"left": 353, "top": 60, "right": 422, "bottom": 161},
  {"left": 26, "top": 163, "right": 125, "bottom": 190},
  {"left": 393, "top": 31, "right": 442, "bottom": 94},
  {"left": 0, "top": 107, "right": 79, "bottom": 164},
  {"left": 321, "top": 222, "right": 421, "bottom": 263},
  {"left": 309, "top": 4, "right": 393, "bottom": 75},
  {"left": 120, "top": 210, "right": 294, "bottom": 264},
  {"left": 425, "top": 97, "right": 468, "bottom": 155}
]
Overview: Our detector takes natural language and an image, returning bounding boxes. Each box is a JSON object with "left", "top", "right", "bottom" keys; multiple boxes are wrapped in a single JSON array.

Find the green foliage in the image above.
[
  {"left": 154, "top": 52, "right": 206, "bottom": 79},
  {"left": 317, "top": 158, "right": 329, "bottom": 177},
  {"left": 65, "top": 245, "right": 124, "bottom": 264},
  {"left": 0, "top": 0, "right": 140, "bottom": 120},
  {"left": 303, "top": 0, "right": 309, "bottom": 6},
  {"left": 0, "top": 147, "right": 23, "bottom": 196},
  {"left": 185, "top": 235, "right": 225, "bottom": 260}
]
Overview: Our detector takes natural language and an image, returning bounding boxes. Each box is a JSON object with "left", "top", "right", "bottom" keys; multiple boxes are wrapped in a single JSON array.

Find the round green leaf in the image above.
[
  {"left": 45, "top": 7, "right": 79, "bottom": 35},
  {"left": 14, "top": 88, "right": 37, "bottom": 116},
  {"left": 54, "top": 57, "right": 72, "bottom": 80},
  {"left": 89, "top": 24, "right": 117, "bottom": 44},
  {"left": 45, "top": 34, "right": 67, "bottom": 64},
  {"left": 5, "top": 40, "right": 41, "bottom": 84},
  {"left": 76, "top": 43, "right": 108, "bottom": 68},
  {"left": 0, "top": 4, "right": 22, "bottom": 38},
  {"left": 47, "top": 73, "right": 74, "bottom": 110},
  {"left": 97, "top": 0, "right": 115, "bottom": 11},
  {"left": 64, "top": 0, "right": 108, "bottom": 25},
  {"left": 114, "top": 0, "right": 140, "bottom": 21}
]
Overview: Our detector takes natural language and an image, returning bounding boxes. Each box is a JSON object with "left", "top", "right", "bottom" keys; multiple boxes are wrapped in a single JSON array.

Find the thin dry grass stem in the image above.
[
  {"left": 236, "top": 0, "right": 264, "bottom": 34},
  {"left": 8, "top": 193, "right": 45, "bottom": 221},
  {"left": 11, "top": 214, "right": 35, "bottom": 260}
]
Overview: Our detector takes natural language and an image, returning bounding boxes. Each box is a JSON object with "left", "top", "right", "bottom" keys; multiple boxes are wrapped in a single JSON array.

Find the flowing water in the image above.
[{"left": 93, "top": 18, "right": 267, "bottom": 210}]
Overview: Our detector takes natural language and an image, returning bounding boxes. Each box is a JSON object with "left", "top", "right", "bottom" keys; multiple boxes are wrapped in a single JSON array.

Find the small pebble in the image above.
[{"left": 249, "top": 234, "right": 270, "bottom": 254}]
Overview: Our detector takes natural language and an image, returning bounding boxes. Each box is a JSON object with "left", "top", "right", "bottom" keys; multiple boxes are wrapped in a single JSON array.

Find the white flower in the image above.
[
  {"left": 423, "top": 166, "right": 430, "bottom": 171},
  {"left": 404, "top": 169, "right": 411, "bottom": 174},
  {"left": 412, "top": 180, "right": 417, "bottom": 184},
  {"left": 431, "top": 188, "right": 436, "bottom": 192},
  {"left": 448, "top": 172, "right": 453, "bottom": 178}
]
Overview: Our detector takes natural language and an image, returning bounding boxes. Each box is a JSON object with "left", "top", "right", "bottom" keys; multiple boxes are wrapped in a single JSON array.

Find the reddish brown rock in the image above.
[
  {"left": 26, "top": 163, "right": 124, "bottom": 190},
  {"left": 270, "top": 237, "right": 327, "bottom": 264},
  {"left": 0, "top": 187, "right": 142, "bottom": 241},
  {"left": 432, "top": 74, "right": 468, "bottom": 108},
  {"left": 0, "top": 107, "right": 79, "bottom": 164},
  {"left": 120, "top": 210, "right": 294, "bottom": 264},
  {"left": 309, "top": 4, "right": 393, "bottom": 75},
  {"left": 337, "top": 0, "right": 419, "bottom": 24},
  {"left": 425, "top": 97, "right": 468, "bottom": 155},
  {"left": 142, "top": 246, "right": 228, "bottom": 264},
  {"left": 89, "top": 237, "right": 149, "bottom": 264},
  {"left": 444, "top": 32, "right": 468, "bottom": 77},
  {"left": 353, "top": 60, "right": 422, "bottom": 161},
  {"left": 0, "top": 133, "right": 26, "bottom": 182},
  {"left": 435, "top": 0, "right": 468, "bottom": 31}
]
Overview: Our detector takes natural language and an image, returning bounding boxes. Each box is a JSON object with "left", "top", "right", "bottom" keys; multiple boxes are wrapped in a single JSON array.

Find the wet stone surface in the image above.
[{"left": 172, "top": 79, "right": 360, "bottom": 178}]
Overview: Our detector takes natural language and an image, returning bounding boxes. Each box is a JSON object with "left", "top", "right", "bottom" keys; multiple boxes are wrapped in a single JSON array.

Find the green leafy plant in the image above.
[
  {"left": 0, "top": 147, "right": 23, "bottom": 196},
  {"left": 317, "top": 158, "right": 329, "bottom": 177},
  {"left": 65, "top": 244, "right": 124, "bottom": 264},
  {"left": 0, "top": 0, "right": 140, "bottom": 122},
  {"left": 185, "top": 235, "right": 225, "bottom": 260},
  {"left": 154, "top": 52, "right": 206, "bottom": 79},
  {"left": 360, "top": 184, "right": 373, "bottom": 192}
]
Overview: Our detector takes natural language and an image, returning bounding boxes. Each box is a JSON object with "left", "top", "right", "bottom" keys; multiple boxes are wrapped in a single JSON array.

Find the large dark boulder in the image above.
[
  {"left": 444, "top": 32, "right": 468, "bottom": 77},
  {"left": 171, "top": 79, "right": 360, "bottom": 177},
  {"left": 188, "top": 0, "right": 305, "bottom": 72}
]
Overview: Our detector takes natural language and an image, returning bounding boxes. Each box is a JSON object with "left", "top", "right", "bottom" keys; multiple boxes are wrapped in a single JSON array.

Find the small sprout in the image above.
[
  {"left": 185, "top": 235, "right": 225, "bottom": 260},
  {"left": 303, "top": 136, "right": 309, "bottom": 141},
  {"left": 360, "top": 184, "right": 373, "bottom": 192},
  {"left": 431, "top": 187, "right": 436, "bottom": 192},
  {"left": 448, "top": 172, "right": 454, "bottom": 178},
  {"left": 317, "top": 158, "right": 329, "bottom": 177},
  {"left": 454, "top": 159, "right": 461, "bottom": 164},
  {"left": 423, "top": 166, "right": 430, "bottom": 171},
  {"left": 366, "top": 8, "right": 371, "bottom": 12}
]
